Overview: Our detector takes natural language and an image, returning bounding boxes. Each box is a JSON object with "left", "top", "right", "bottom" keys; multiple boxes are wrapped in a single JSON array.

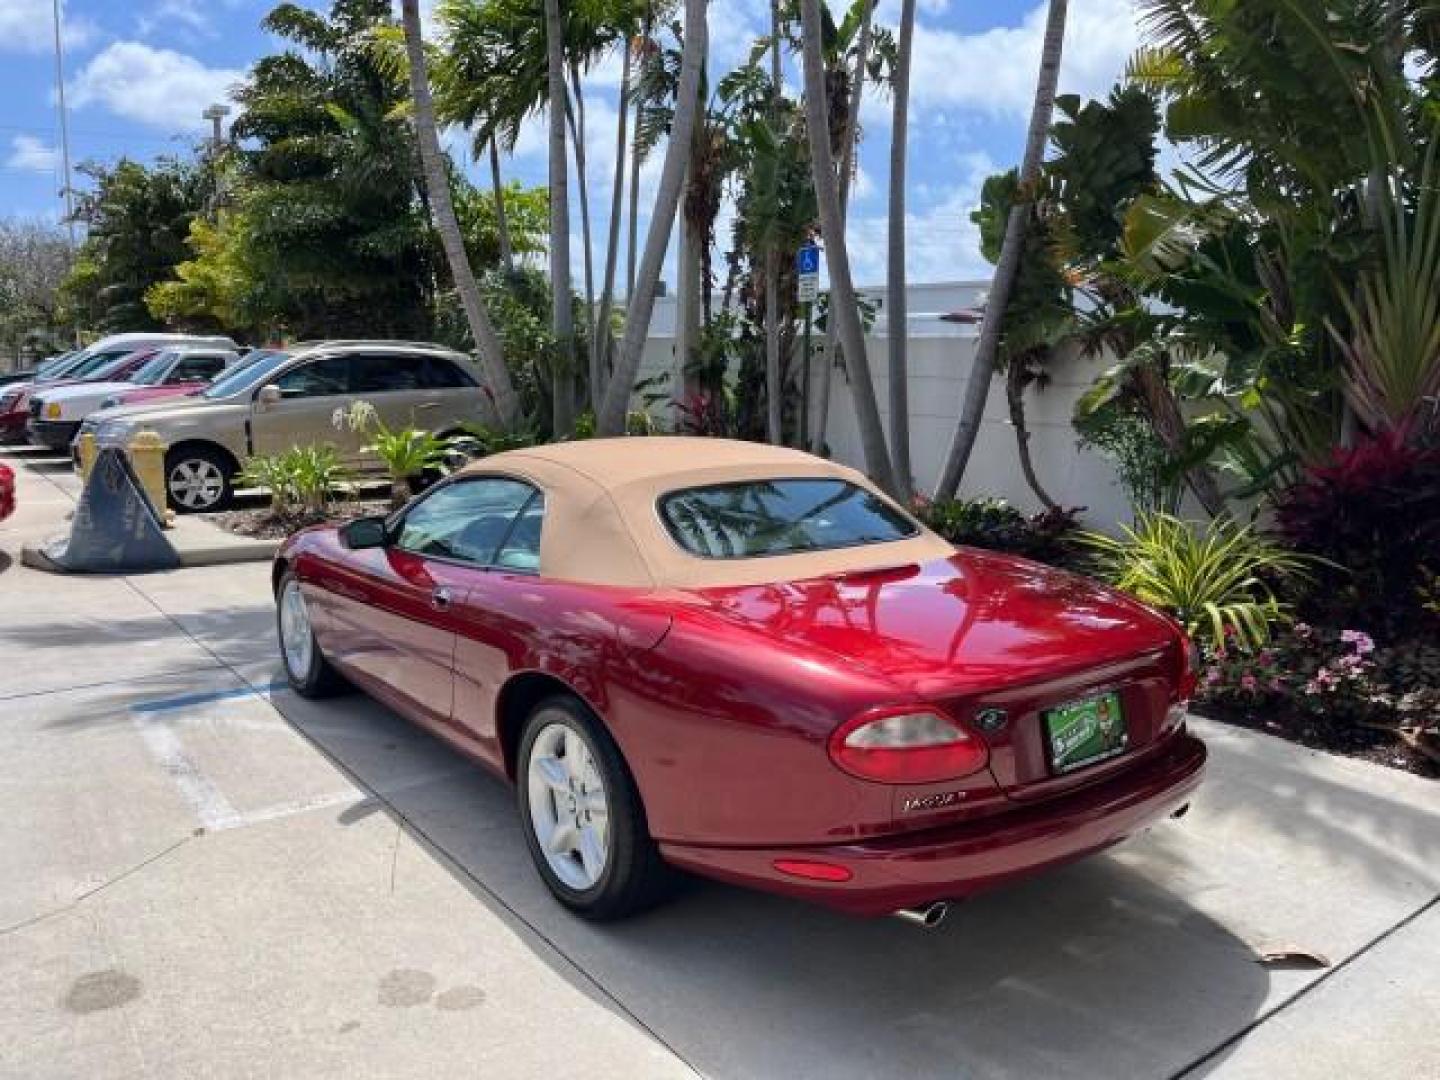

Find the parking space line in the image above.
[
  {"left": 129, "top": 680, "right": 289, "bottom": 713},
  {"left": 131, "top": 709, "right": 242, "bottom": 831}
]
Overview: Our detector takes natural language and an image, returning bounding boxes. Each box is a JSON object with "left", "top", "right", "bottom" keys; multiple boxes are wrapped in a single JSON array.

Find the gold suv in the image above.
[{"left": 81, "top": 341, "right": 492, "bottom": 512}]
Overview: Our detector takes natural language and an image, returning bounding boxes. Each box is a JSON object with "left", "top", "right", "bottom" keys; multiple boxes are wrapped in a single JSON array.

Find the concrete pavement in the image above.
[{"left": 2, "top": 447, "right": 1437, "bottom": 1079}]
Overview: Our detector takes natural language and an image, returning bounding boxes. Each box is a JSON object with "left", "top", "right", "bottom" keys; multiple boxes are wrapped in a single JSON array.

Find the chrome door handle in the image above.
[{"left": 431, "top": 586, "right": 453, "bottom": 611}]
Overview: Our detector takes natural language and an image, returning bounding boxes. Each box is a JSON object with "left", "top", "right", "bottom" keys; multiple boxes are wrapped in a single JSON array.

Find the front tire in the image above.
[
  {"left": 516, "top": 696, "right": 668, "bottom": 920},
  {"left": 165, "top": 444, "right": 234, "bottom": 513},
  {"left": 276, "top": 573, "right": 345, "bottom": 698}
]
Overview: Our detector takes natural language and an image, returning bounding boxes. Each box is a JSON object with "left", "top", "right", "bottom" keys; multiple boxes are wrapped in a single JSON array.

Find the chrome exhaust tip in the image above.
[{"left": 893, "top": 901, "right": 949, "bottom": 929}]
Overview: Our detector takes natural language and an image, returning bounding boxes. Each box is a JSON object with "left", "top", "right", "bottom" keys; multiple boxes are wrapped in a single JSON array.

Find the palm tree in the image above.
[
  {"left": 487, "top": 136, "right": 515, "bottom": 274},
  {"left": 934, "top": 0, "right": 1067, "bottom": 500},
  {"left": 544, "top": 0, "right": 576, "bottom": 436},
  {"left": 597, "top": 0, "right": 707, "bottom": 436},
  {"left": 399, "top": 0, "right": 519, "bottom": 429},
  {"left": 809, "top": 0, "right": 874, "bottom": 456},
  {"left": 798, "top": 0, "right": 895, "bottom": 493},
  {"left": 887, "top": 0, "right": 915, "bottom": 501},
  {"left": 594, "top": 31, "right": 635, "bottom": 401},
  {"left": 764, "top": 0, "right": 784, "bottom": 445}
]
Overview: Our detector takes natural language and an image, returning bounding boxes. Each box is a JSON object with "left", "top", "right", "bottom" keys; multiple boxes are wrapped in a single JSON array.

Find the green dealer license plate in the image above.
[{"left": 1044, "top": 691, "right": 1128, "bottom": 774}]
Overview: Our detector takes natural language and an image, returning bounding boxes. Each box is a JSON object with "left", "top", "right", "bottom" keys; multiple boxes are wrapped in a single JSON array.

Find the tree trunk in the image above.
[
  {"left": 799, "top": 0, "right": 895, "bottom": 493},
  {"left": 934, "top": 0, "right": 1066, "bottom": 500},
  {"left": 400, "top": 0, "right": 517, "bottom": 429},
  {"left": 488, "top": 136, "right": 514, "bottom": 276},
  {"left": 594, "top": 37, "right": 632, "bottom": 401},
  {"left": 567, "top": 62, "right": 597, "bottom": 404},
  {"left": 545, "top": 0, "right": 575, "bottom": 436},
  {"left": 1133, "top": 362, "right": 1226, "bottom": 516},
  {"left": 1006, "top": 361, "right": 1057, "bottom": 510},
  {"left": 765, "top": 0, "right": 783, "bottom": 445},
  {"left": 887, "top": 0, "right": 915, "bottom": 501},
  {"left": 810, "top": 0, "right": 871, "bottom": 455},
  {"left": 676, "top": 159, "right": 701, "bottom": 393},
  {"left": 597, "top": 0, "right": 707, "bottom": 436}
]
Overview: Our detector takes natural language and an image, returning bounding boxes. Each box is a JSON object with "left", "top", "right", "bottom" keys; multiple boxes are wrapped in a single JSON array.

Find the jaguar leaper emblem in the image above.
[{"left": 975, "top": 707, "right": 1008, "bottom": 733}]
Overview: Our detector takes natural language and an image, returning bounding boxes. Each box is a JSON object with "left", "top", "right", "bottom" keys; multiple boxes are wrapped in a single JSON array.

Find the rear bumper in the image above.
[
  {"left": 27, "top": 419, "right": 80, "bottom": 451},
  {"left": 660, "top": 729, "right": 1207, "bottom": 917}
]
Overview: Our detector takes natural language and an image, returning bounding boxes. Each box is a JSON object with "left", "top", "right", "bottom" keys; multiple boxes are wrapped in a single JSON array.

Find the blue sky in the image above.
[{"left": 0, "top": 0, "right": 1142, "bottom": 286}]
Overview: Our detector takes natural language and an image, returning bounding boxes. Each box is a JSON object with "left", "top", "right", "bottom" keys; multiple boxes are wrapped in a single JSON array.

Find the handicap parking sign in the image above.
[{"left": 796, "top": 245, "right": 820, "bottom": 275}]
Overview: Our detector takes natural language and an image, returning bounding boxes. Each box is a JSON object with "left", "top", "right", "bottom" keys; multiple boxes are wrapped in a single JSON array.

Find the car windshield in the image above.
[
  {"left": 130, "top": 351, "right": 177, "bottom": 386},
  {"left": 202, "top": 350, "right": 289, "bottom": 399},
  {"left": 43, "top": 351, "right": 102, "bottom": 380},
  {"left": 36, "top": 352, "right": 74, "bottom": 375},
  {"left": 70, "top": 350, "right": 136, "bottom": 380},
  {"left": 659, "top": 478, "right": 919, "bottom": 559}
]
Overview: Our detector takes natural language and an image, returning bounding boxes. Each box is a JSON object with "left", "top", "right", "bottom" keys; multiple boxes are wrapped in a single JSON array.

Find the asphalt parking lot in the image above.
[{"left": 2, "top": 447, "right": 1437, "bottom": 1080}]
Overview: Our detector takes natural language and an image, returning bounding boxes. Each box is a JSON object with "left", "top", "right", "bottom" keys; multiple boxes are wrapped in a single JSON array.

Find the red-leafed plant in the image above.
[{"left": 1276, "top": 430, "right": 1440, "bottom": 636}]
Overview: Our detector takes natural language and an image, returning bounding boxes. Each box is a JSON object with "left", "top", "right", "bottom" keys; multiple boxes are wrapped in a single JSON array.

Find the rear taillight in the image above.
[
  {"left": 828, "top": 707, "right": 989, "bottom": 784},
  {"left": 1177, "top": 632, "right": 1200, "bottom": 702}
]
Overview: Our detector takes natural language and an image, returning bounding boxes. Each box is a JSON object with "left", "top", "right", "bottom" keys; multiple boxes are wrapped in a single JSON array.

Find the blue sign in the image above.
[{"left": 796, "top": 245, "right": 821, "bottom": 275}]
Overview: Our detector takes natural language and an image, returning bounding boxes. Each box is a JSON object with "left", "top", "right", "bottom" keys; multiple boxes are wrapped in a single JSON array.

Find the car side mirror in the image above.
[
  {"left": 340, "top": 515, "right": 388, "bottom": 550},
  {"left": 256, "top": 384, "right": 282, "bottom": 407}
]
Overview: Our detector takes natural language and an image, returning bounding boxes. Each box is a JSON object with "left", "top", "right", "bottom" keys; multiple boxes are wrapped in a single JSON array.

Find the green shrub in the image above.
[
  {"left": 239, "top": 446, "right": 349, "bottom": 516},
  {"left": 913, "top": 496, "right": 1084, "bottom": 566},
  {"left": 1080, "top": 512, "right": 1312, "bottom": 649}
]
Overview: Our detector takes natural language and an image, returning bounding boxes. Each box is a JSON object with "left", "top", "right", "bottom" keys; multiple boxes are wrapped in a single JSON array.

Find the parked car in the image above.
[
  {"left": 28, "top": 346, "right": 241, "bottom": 451},
  {"left": 0, "top": 334, "right": 237, "bottom": 444},
  {"left": 272, "top": 438, "right": 1206, "bottom": 923},
  {"left": 0, "top": 462, "right": 13, "bottom": 522},
  {"left": 0, "top": 351, "right": 78, "bottom": 388},
  {"left": 84, "top": 340, "right": 489, "bottom": 512},
  {"left": 101, "top": 347, "right": 256, "bottom": 411}
]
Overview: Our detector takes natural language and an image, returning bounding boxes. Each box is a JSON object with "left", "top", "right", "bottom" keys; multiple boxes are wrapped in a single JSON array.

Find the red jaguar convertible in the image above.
[{"left": 274, "top": 439, "right": 1204, "bottom": 923}]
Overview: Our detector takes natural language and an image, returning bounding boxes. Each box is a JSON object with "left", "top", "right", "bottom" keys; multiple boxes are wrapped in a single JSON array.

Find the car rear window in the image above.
[{"left": 659, "top": 478, "right": 918, "bottom": 559}]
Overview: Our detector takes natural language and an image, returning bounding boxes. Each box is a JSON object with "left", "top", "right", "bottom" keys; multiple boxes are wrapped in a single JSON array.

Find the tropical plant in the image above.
[
  {"left": 936, "top": 0, "right": 1068, "bottom": 501},
  {"left": 401, "top": 0, "right": 520, "bottom": 430},
  {"left": 1080, "top": 511, "right": 1312, "bottom": 649},
  {"left": 237, "top": 445, "right": 351, "bottom": 516},
  {"left": 914, "top": 496, "right": 1083, "bottom": 567},
  {"left": 798, "top": 0, "right": 894, "bottom": 493},
  {"left": 237, "top": 453, "right": 300, "bottom": 514},
  {"left": 597, "top": 0, "right": 707, "bottom": 436},
  {"left": 886, "top": 0, "right": 916, "bottom": 500},
  {"left": 1276, "top": 430, "right": 1440, "bottom": 637}
]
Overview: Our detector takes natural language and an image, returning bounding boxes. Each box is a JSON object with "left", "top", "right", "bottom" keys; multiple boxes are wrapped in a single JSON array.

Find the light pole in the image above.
[
  {"left": 202, "top": 103, "right": 231, "bottom": 152},
  {"left": 50, "top": 0, "right": 75, "bottom": 250}
]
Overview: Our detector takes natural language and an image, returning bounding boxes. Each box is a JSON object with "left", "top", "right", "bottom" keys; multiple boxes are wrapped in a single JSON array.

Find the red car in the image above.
[
  {"left": 0, "top": 349, "right": 157, "bottom": 444},
  {"left": 0, "top": 462, "right": 13, "bottom": 521},
  {"left": 273, "top": 439, "right": 1205, "bottom": 923}
]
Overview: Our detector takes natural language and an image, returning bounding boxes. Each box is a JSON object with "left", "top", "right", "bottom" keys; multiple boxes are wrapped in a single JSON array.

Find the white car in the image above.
[{"left": 28, "top": 346, "right": 240, "bottom": 452}]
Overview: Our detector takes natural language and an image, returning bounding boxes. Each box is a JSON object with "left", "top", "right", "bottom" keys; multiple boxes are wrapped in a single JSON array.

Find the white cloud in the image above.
[
  {"left": 906, "top": 0, "right": 1138, "bottom": 118},
  {"left": 0, "top": 0, "right": 95, "bottom": 55},
  {"left": 845, "top": 151, "right": 997, "bottom": 285},
  {"left": 69, "top": 42, "right": 244, "bottom": 133},
  {"left": 6, "top": 135, "right": 60, "bottom": 173},
  {"left": 137, "top": 0, "right": 216, "bottom": 40}
]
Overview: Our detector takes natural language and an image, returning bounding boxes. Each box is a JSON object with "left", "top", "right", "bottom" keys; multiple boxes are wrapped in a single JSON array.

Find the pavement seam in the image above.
[
  {"left": 0, "top": 665, "right": 225, "bottom": 703},
  {"left": 117, "top": 571, "right": 708, "bottom": 1079},
  {"left": 0, "top": 833, "right": 197, "bottom": 938},
  {"left": 1168, "top": 890, "right": 1440, "bottom": 1079}
]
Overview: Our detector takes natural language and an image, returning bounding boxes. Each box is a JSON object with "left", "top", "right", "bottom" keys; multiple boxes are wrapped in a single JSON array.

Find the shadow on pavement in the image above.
[{"left": 249, "top": 684, "right": 1275, "bottom": 1080}]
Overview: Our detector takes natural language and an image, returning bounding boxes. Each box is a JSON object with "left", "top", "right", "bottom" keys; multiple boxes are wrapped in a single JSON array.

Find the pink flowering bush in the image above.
[{"left": 1198, "top": 624, "right": 1387, "bottom": 721}]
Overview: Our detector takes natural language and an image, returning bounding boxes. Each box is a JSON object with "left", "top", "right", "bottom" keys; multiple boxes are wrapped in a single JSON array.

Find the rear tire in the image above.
[
  {"left": 165, "top": 444, "right": 234, "bottom": 513},
  {"left": 516, "top": 696, "right": 668, "bottom": 920},
  {"left": 276, "top": 573, "right": 345, "bottom": 698}
]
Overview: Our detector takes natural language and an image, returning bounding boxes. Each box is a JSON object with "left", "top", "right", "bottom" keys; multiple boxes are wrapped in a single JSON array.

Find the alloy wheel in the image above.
[
  {"left": 526, "top": 722, "right": 611, "bottom": 890},
  {"left": 168, "top": 458, "right": 224, "bottom": 510},
  {"left": 279, "top": 579, "right": 314, "bottom": 682}
]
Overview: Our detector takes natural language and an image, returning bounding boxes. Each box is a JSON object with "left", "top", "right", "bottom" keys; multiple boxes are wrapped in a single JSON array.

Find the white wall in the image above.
[{"left": 633, "top": 281, "right": 1136, "bottom": 529}]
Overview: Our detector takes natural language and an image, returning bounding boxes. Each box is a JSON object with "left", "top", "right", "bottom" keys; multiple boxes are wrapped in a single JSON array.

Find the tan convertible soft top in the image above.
[{"left": 461, "top": 437, "right": 953, "bottom": 588}]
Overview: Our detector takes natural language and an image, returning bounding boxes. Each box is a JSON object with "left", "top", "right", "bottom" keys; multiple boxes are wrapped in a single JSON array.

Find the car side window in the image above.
[
  {"left": 168, "top": 354, "right": 227, "bottom": 383},
  {"left": 273, "top": 355, "right": 349, "bottom": 398},
  {"left": 493, "top": 491, "right": 544, "bottom": 571},
  {"left": 351, "top": 353, "right": 422, "bottom": 393},
  {"left": 394, "top": 478, "right": 538, "bottom": 567},
  {"left": 418, "top": 355, "right": 478, "bottom": 389}
]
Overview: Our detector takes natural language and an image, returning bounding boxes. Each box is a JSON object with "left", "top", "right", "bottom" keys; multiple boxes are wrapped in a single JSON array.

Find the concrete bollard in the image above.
[
  {"left": 127, "top": 430, "right": 174, "bottom": 527},
  {"left": 78, "top": 432, "right": 97, "bottom": 480}
]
